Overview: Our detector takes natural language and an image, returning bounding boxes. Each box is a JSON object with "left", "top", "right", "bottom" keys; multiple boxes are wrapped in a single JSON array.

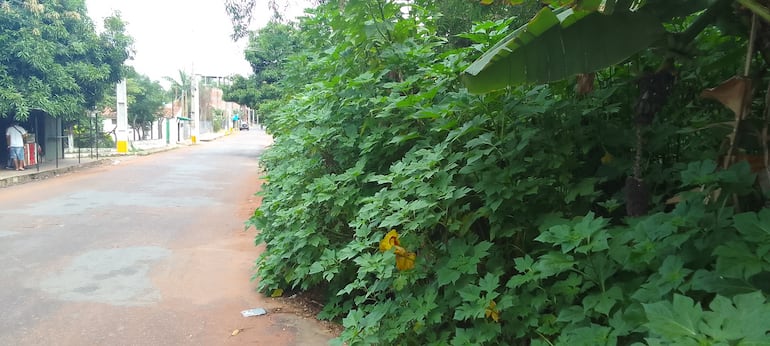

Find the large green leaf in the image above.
[
  {"left": 461, "top": 7, "right": 665, "bottom": 93},
  {"left": 461, "top": 0, "right": 723, "bottom": 93},
  {"left": 643, "top": 294, "right": 703, "bottom": 340}
]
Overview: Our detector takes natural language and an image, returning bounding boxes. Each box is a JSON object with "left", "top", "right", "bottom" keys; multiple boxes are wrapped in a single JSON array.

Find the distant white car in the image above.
[{"left": 239, "top": 122, "right": 249, "bottom": 131}]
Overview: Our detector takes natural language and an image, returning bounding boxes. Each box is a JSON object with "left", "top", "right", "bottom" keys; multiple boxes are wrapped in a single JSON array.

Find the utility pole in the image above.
[
  {"left": 190, "top": 74, "right": 200, "bottom": 144},
  {"left": 116, "top": 79, "right": 129, "bottom": 153}
]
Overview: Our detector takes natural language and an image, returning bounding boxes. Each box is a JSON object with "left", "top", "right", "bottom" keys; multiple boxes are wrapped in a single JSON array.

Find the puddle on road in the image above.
[{"left": 40, "top": 246, "right": 170, "bottom": 306}]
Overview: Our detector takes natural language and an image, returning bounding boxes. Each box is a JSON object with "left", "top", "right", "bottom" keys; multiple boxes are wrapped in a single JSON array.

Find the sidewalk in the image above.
[
  {"left": 0, "top": 156, "right": 110, "bottom": 188},
  {"left": 0, "top": 140, "right": 188, "bottom": 189}
]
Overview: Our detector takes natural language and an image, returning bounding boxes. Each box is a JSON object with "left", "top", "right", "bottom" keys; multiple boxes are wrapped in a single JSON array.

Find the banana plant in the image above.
[{"left": 461, "top": 0, "right": 729, "bottom": 94}]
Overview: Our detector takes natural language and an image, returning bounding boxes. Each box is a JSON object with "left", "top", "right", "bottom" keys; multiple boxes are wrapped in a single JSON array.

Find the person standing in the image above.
[{"left": 6, "top": 122, "right": 27, "bottom": 171}]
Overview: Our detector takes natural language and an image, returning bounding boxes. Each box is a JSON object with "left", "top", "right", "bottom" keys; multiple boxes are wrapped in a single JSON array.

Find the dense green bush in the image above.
[{"left": 247, "top": 1, "right": 770, "bottom": 344}]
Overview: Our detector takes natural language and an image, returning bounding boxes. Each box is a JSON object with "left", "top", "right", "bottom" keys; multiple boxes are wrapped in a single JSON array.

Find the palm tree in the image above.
[{"left": 163, "top": 70, "right": 192, "bottom": 117}]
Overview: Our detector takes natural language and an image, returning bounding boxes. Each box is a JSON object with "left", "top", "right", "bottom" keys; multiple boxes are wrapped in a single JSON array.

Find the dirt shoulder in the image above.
[{"left": 149, "top": 173, "right": 341, "bottom": 345}]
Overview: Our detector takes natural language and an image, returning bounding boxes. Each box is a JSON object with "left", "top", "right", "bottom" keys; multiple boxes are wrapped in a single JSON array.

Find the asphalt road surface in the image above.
[{"left": 0, "top": 131, "right": 335, "bottom": 345}]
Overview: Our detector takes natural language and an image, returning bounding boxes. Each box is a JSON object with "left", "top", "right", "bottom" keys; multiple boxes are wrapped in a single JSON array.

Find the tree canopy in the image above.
[
  {"left": 125, "top": 68, "right": 165, "bottom": 139},
  {"left": 0, "top": 0, "right": 133, "bottom": 120},
  {"left": 223, "top": 21, "right": 301, "bottom": 124}
]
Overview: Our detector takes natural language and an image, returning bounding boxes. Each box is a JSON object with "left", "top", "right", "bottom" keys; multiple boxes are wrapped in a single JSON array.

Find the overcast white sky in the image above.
[{"left": 85, "top": 0, "right": 310, "bottom": 86}]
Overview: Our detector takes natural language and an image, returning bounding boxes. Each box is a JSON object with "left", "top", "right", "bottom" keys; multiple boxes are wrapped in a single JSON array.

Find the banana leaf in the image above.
[
  {"left": 461, "top": 0, "right": 724, "bottom": 94},
  {"left": 461, "top": 6, "right": 665, "bottom": 94}
]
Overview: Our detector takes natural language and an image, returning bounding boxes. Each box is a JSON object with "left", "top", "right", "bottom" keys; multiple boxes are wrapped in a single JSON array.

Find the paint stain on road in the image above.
[{"left": 40, "top": 246, "right": 170, "bottom": 306}]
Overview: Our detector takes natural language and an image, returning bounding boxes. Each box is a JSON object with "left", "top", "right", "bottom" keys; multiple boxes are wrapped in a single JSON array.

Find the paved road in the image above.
[{"left": 0, "top": 131, "right": 334, "bottom": 345}]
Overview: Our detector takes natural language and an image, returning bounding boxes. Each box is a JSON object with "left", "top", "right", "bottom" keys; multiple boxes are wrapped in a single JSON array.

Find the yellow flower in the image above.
[
  {"left": 379, "top": 229, "right": 400, "bottom": 252},
  {"left": 379, "top": 229, "right": 416, "bottom": 271},
  {"left": 485, "top": 300, "right": 500, "bottom": 323},
  {"left": 394, "top": 246, "right": 416, "bottom": 271}
]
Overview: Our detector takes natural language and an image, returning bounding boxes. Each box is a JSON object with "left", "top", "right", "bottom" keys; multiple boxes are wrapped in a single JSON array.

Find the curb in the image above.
[
  {"left": 199, "top": 134, "right": 225, "bottom": 142},
  {"left": 0, "top": 159, "right": 111, "bottom": 189},
  {"left": 132, "top": 145, "right": 184, "bottom": 156},
  {"left": 64, "top": 144, "right": 186, "bottom": 159}
]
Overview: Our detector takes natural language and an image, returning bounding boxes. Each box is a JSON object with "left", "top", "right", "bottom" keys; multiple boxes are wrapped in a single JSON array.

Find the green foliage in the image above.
[
  {"left": 643, "top": 293, "right": 770, "bottom": 345},
  {"left": 124, "top": 68, "right": 165, "bottom": 139},
  {"left": 163, "top": 70, "right": 192, "bottom": 118},
  {"left": 224, "top": 22, "right": 302, "bottom": 126},
  {"left": 462, "top": 0, "right": 723, "bottom": 93},
  {"left": 222, "top": 75, "right": 259, "bottom": 109},
  {"left": 428, "top": 0, "right": 540, "bottom": 48},
  {"left": 224, "top": 0, "right": 258, "bottom": 40},
  {"left": 0, "top": 1, "right": 132, "bottom": 120},
  {"left": 211, "top": 108, "right": 225, "bottom": 132},
  {"left": 72, "top": 118, "right": 115, "bottom": 148},
  {"left": 247, "top": 0, "right": 770, "bottom": 344},
  {"left": 94, "top": 67, "right": 165, "bottom": 139}
]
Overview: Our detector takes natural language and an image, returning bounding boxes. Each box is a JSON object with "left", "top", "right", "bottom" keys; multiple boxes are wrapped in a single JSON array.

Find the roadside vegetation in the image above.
[{"left": 227, "top": 0, "right": 770, "bottom": 344}]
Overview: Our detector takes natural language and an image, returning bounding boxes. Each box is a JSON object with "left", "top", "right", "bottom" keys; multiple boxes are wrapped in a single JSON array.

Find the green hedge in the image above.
[{"left": 247, "top": 1, "right": 770, "bottom": 345}]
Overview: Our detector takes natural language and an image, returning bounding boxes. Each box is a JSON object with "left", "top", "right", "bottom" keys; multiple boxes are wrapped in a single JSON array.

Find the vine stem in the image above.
[
  {"left": 760, "top": 84, "right": 770, "bottom": 197},
  {"left": 724, "top": 13, "right": 757, "bottom": 169},
  {"left": 535, "top": 331, "right": 555, "bottom": 346},
  {"left": 744, "top": 14, "right": 758, "bottom": 77},
  {"left": 634, "top": 125, "right": 643, "bottom": 179}
]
